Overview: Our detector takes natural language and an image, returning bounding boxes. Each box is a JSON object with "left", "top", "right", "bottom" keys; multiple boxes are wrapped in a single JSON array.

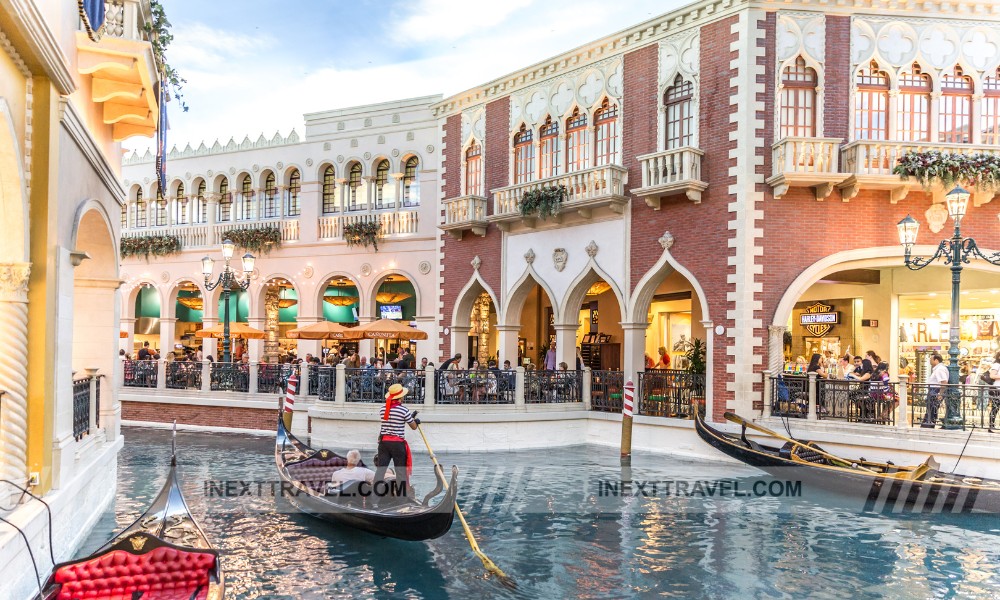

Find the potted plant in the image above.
[
  {"left": 893, "top": 151, "right": 1000, "bottom": 193},
  {"left": 221, "top": 226, "right": 282, "bottom": 255},
  {"left": 519, "top": 185, "right": 566, "bottom": 220},
  {"left": 686, "top": 337, "right": 707, "bottom": 417},
  {"left": 343, "top": 220, "right": 383, "bottom": 251},
  {"left": 120, "top": 234, "right": 182, "bottom": 261}
]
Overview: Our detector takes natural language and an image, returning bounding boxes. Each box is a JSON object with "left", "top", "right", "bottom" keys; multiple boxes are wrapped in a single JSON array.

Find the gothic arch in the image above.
[
  {"left": 628, "top": 240, "right": 711, "bottom": 324},
  {"left": 559, "top": 261, "right": 626, "bottom": 325},
  {"left": 501, "top": 266, "right": 560, "bottom": 327},
  {"left": 450, "top": 271, "right": 501, "bottom": 329}
]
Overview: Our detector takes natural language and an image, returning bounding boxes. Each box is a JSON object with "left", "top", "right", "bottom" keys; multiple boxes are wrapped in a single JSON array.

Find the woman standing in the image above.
[{"left": 657, "top": 346, "right": 671, "bottom": 369}]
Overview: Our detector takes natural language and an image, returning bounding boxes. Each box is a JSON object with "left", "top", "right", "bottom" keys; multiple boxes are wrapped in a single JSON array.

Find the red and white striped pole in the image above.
[
  {"left": 620, "top": 379, "right": 635, "bottom": 461},
  {"left": 284, "top": 373, "right": 298, "bottom": 413}
]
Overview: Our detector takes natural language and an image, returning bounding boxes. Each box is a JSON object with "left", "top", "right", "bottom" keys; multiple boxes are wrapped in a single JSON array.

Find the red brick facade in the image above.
[{"left": 122, "top": 401, "right": 276, "bottom": 431}]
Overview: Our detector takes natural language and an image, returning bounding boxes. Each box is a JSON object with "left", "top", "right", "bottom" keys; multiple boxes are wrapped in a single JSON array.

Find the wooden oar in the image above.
[
  {"left": 415, "top": 423, "right": 516, "bottom": 589},
  {"left": 723, "top": 412, "right": 878, "bottom": 473}
]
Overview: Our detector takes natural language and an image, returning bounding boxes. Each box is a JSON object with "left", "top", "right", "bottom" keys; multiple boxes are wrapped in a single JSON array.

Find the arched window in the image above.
[
  {"left": 135, "top": 188, "right": 147, "bottom": 228},
  {"left": 218, "top": 179, "right": 232, "bottom": 222},
  {"left": 403, "top": 157, "right": 419, "bottom": 207},
  {"left": 539, "top": 116, "right": 560, "bottom": 179},
  {"left": 566, "top": 108, "right": 590, "bottom": 173},
  {"left": 197, "top": 180, "right": 206, "bottom": 223},
  {"left": 121, "top": 204, "right": 127, "bottom": 229},
  {"left": 238, "top": 175, "right": 254, "bottom": 220},
  {"left": 779, "top": 57, "right": 817, "bottom": 138},
  {"left": 939, "top": 66, "right": 973, "bottom": 144},
  {"left": 263, "top": 172, "right": 278, "bottom": 218},
  {"left": 322, "top": 166, "right": 337, "bottom": 214},
  {"left": 286, "top": 169, "right": 301, "bottom": 216},
  {"left": 595, "top": 98, "right": 620, "bottom": 166},
  {"left": 514, "top": 124, "right": 534, "bottom": 184},
  {"left": 664, "top": 75, "right": 694, "bottom": 149},
  {"left": 897, "top": 63, "right": 931, "bottom": 142},
  {"left": 984, "top": 68, "right": 1000, "bottom": 145},
  {"left": 175, "top": 182, "right": 187, "bottom": 224},
  {"left": 854, "top": 60, "right": 889, "bottom": 140},
  {"left": 348, "top": 163, "right": 363, "bottom": 211},
  {"left": 375, "top": 159, "right": 391, "bottom": 209},
  {"left": 154, "top": 187, "right": 166, "bottom": 226},
  {"left": 465, "top": 143, "right": 482, "bottom": 196}
]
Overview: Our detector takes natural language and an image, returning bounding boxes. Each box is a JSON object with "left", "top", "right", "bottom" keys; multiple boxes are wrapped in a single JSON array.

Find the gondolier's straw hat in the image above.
[{"left": 383, "top": 383, "right": 409, "bottom": 420}]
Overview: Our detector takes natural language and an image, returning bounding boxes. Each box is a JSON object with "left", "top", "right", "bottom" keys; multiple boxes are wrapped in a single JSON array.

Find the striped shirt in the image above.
[{"left": 378, "top": 404, "right": 414, "bottom": 438}]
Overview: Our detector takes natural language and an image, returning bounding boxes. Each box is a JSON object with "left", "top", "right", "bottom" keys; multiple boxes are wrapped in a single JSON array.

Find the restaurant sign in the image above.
[{"left": 799, "top": 302, "right": 839, "bottom": 337}]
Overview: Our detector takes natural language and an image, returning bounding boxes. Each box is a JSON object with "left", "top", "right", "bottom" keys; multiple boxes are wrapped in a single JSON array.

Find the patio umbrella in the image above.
[
  {"left": 285, "top": 321, "right": 362, "bottom": 340},
  {"left": 354, "top": 318, "right": 429, "bottom": 340},
  {"left": 119, "top": 330, "right": 129, "bottom": 338},
  {"left": 195, "top": 322, "right": 267, "bottom": 339}
]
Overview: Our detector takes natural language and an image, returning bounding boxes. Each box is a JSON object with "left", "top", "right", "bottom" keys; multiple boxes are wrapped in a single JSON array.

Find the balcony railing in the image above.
[
  {"left": 211, "top": 362, "right": 249, "bottom": 392},
  {"left": 166, "top": 361, "right": 202, "bottom": 390},
  {"left": 524, "top": 370, "right": 582, "bottom": 404},
  {"left": 318, "top": 210, "right": 420, "bottom": 241},
  {"left": 767, "top": 137, "right": 845, "bottom": 200},
  {"left": 123, "top": 359, "right": 157, "bottom": 388},
  {"left": 440, "top": 195, "right": 488, "bottom": 239},
  {"left": 438, "top": 369, "right": 515, "bottom": 404},
  {"left": 343, "top": 368, "right": 426, "bottom": 404},
  {"left": 101, "top": 0, "right": 153, "bottom": 42},
  {"left": 590, "top": 370, "right": 624, "bottom": 412},
  {"left": 214, "top": 220, "right": 299, "bottom": 245},
  {"left": 637, "top": 370, "right": 704, "bottom": 418},
  {"left": 633, "top": 147, "right": 707, "bottom": 207},
  {"left": 490, "top": 164, "right": 628, "bottom": 229},
  {"left": 73, "top": 376, "right": 93, "bottom": 441}
]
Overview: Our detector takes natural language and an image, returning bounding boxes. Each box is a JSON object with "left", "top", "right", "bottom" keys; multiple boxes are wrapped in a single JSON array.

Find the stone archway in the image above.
[{"left": 450, "top": 272, "right": 501, "bottom": 362}]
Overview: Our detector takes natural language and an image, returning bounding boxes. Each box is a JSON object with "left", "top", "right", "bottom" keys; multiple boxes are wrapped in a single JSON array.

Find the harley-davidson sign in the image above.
[{"left": 799, "top": 302, "right": 839, "bottom": 337}]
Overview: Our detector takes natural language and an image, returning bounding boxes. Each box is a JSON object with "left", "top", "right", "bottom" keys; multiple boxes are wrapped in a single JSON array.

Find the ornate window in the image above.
[
  {"left": 121, "top": 204, "right": 127, "bottom": 228},
  {"left": 938, "top": 66, "right": 973, "bottom": 144},
  {"left": 779, "top": 57, "right": 817, "bottom": 138},
  {"left": 286, "top": 170, "right": 301, "bottom": 216},
  {"left": 262, "top": 172, "right": 278, "bottom": 218},
  {"left": 238, "top": 175, "right": 254, "bottom": 220},
  {"left": 664, "top": 75, "right": 694, "bottom": 149},
  {"left": 464, "top": 143, "right": 482, "bottom": 196},
  {"left": 175, "top": 182, "right": 187, "bottom": 224},
  {"left": 197, "top": 180, "right": 206, "bottom": 223},
  {"left": 897, "top": 64, "right": 931, "bottom": 142},
  {"left": 375, "top": 159, "right": 391, "bottom": 210},
  {"left": 539, "top": 116, "right": 560, "bottom": 179},
  {"left": 218, "top": 179, "right": 232, "bottom": 222},
  {"left": 566, "top": 108, "right": 590, "bottom": 172},
  {"left": 595, "top": 98, "right": 620, "bottom": 166},
  {"left": 154, "top": 188, "right": 167, "bottom": 226},
  {"left": 403, "top": 157, "right": 419, "bottom": 206},
  {"left": 348, "top": 163, "right": 363, "bottom": 211},
  {"left": 135, "top": 188, "right": 146, "bottom": 228},
  {"left": 322, "top": 166, "right": 337, "bottom": 214},
  {"left": 984, "top": 68, "right": 1000, "bottom": 145},
  {"left": 514, "top": 124, "right": 535, "bottom": 184},
  {"left": 854, "top": 60, "right": 889, "bottom": 140}
]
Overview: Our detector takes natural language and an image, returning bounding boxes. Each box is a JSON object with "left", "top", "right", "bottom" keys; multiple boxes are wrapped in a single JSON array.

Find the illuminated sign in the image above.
[
  {"left": 800, "top": 313, "right": 839, "bottom": 325},
  {"left": 799, "top": 302, "right": 838, "bottom": 337}
]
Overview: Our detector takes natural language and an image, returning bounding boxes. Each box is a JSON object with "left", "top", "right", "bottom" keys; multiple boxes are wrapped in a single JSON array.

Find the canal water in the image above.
[{"left": 79, "top": 428, "right": 1000, "bottom": 599}]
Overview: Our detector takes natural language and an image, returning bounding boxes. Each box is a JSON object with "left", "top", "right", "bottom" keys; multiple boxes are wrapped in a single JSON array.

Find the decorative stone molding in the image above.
[
  {"left": 306, "top": 159, "right": 314, "bottom": 167},
  {"left": 426, "top": 145, "right": 435, "bottom": 153},
  {"left": 658, "top": 232, "right": 675, "bottom": 251},
  {"left": 392, "top": 149, "right": 400, "bottom": 157},
  {"left": 925, "top": 203, "right": 948, "bottom": 233},
  {"left": 461, "top": 106, "right": 486, "bottom": 145},
  {"left": 303, "top": 265, "right": 314, "bottom": 279},
  {"left": 363, "top": 152, "right": 372, "bottom": 160},
  {"left": 0, "top": 263, "right": 31, "bottom": 303},
  {"left": 0, "top": 261, "right": 30, "bottom": 486},
  {"left": 160, "top": 271, "right": 170, "bottom": 283},
  {"left": 585, "top": 241, "right": 598, "bottom": 258},
  {"left": 658, "top": 29, "right": 701, "bottom": 149},
  {"left": 418, "top": 261, "right": 432, "bottom": 275},
  {"left": 553, "top": 248, "right": 568, "bottom": 272},
  {"left": 509, "top": 56, "right": 624, "bottom": 132},
  {"left": 360, "top": 263, "right": 372, "bottom": 277},
  {"left": 775, "top": 11, "right": 826, "bottom": 140},
  {"left": 471, "top": 256, "right": 481, "bottom": 271},
  {"left": 524, "top": 249, "right": 535, "bottom": 265}
]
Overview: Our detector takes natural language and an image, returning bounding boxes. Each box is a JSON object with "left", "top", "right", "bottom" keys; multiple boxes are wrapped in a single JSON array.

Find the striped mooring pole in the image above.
[{"left": 620, "top": 379, "right": 635, "bottom": 464}]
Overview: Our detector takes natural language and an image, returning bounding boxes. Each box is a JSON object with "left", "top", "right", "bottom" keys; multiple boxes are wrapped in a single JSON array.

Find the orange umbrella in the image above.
[
  {"left": 195, "top": 322, "right": 267, "bottom": 339},
  {"left": 119, "top": 330, "right": 129, "bottom": 338},
  {"left": 353, "top": 318, "right": 429, "bottom": 340},
  {"left": 285, "top": 321, "right": 362, "bottom": 340}
]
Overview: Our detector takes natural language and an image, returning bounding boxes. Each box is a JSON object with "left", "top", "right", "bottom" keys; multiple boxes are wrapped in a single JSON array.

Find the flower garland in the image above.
[
  {"left": 221, "top": 226, "right": 282, "bottom": 255},
  {"left": 519, "top": 185, "right": 566, "bottom": 220},
  {"left": 893, "top": 151, "right": 1000, "bottom": 193},
  {"left": 344, "top": 220, "right": 383, "bottom": 251},
  {"left": 120, "top": 235, "right": 181, "bottom": 260},
  {"left": 144, "top": 0, "right": 187, "bottom": 111}
]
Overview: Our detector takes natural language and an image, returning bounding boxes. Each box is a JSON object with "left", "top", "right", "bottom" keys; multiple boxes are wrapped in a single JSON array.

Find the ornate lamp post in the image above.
[
  {"left": 202, "top": 239, "right": 255, "bottom": 363},
  {"left": 897, "top": 187, "right": 1000, "bottom": 429}
]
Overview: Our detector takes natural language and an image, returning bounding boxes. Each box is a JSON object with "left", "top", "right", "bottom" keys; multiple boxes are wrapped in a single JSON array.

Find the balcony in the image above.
[
  {"left": 840, "top": 141, "right": 1000, "bottom": 204},
  {"left": 767, "top": 137, "right": 846, "bottom": 200},
  {"left": 633, "top": 147, "right": 707, "bottom": 207},
  {"left": 318, "top": 210, "right": 420, "bottom": 241},
  {"left": 440, "top": 195, "right": 488, "bottom": 239},
  {"left": 75, "top": 0, "right": 159, "bottom": 141},
  {"left": 489, "top": 164, "right": 628, "bottom": 230}
]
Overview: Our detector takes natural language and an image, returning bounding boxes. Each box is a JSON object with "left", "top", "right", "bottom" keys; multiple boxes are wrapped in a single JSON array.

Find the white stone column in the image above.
[
  {"left": 423, "top": 365, "right": 435, "bottom": 405},
  {"left": 582, "top": 367, "right": 592, "bottom": 410},
  {"left": 767, "top": 325, "right": 786, "bottom": 376},
  {"left": 807, "top": 371, "right": 818, "bottom": 421},
  {"left": 249, "top": 362, "right": 259, "bottom": 394},
  {"left": 298, "top": 181, "right": 319, "bottom": 244},
  {"left": 201, "top": 359, "right": 211, "bottom": 393},
  {"left": 247, "top": 317, "right": 265, "bottom": 361},
  {"left": 202, "top": 317, "right": 218, "bottom": 361},
  {"left": 701, "top": 320, "right": 716, "bottom": 421},
  {"left": 514, "top": 366, "right": 525, "bottom": 406},
  {"left": 620, "top": 321, "right": 650, "bottom": 386},
  {"left": 0, "top": 263, "right": 31, "bottom": 488},
  {"left": 335, "top": 363, "right": 346, "bottom": 403},
  {"left": 494, "top": 325, "right": 521, "bottom": 368},
  {"left": 159, "top": 317, "right": 177, "bottom": 360},
  {"left": 897, "top": 374, "right": 909, "bottom": 429},
  {"left": 121, "top": 316, "right": 136, "bottom": 355},
  {"left": 554, "top": 324, "right": 578, "bottom": 369},
  {"left": 450, "top": 325, "right": 471, "bottom": 360},
  {"left": 85, "top": 367, "right": 99, "bottom": 434}
]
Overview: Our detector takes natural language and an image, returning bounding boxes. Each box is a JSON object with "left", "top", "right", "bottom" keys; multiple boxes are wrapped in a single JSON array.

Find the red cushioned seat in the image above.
[{"left": 53, "top": 546, "right": 216, "bottom": 600}]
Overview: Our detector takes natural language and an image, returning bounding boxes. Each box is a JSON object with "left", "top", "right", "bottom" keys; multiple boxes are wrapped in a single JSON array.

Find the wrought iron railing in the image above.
[
  {"left": 814, "top": 379, "right": 897, "bottom": 425},
  {"left": 95, "top": 376, "right": 102, "bottom": 427},
  {"left": 437, "top": 369, "right": 515, "bottom": 404},
  {"left": 73, "top": 377, "right": 92, "bottom": 440},
  {"left": 524, "top": 370, "right": 582, "bottom": 404},
  {"left": 165, "top": 361, "right": 202, "bottom": 390},
  {"left": 637, "top": 370, "right": 704, "bottom": 418},
  {"left": 305, "top": 363, "right": 319, "bottom": 395},
  {"left": 344, "top": 368, "right": 426, "bottom": 404},
  {"left": 259, "top": 363, "right": 296, "bottom": 394},
  {"left": 315, "top": 366, "right": 337, "bottom": 401},
  {"left": 591, "top": 370, "right": 624, "bottom": 412},
  {"left": 906, "top": 382, "right": 988, "bottom": 429},
  {"left": 123, "top": 359, "right": 157, "bottom": 388},
  {"left": 210, "top": 362, "right": 249, "bottom": 392},
  {"left": 770, "top": 375, "right": 809, "bottom": 418}
]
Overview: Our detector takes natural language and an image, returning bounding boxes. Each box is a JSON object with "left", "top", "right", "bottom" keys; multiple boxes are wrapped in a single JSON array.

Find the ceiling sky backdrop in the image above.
[{"left": 128, "top": 0, "right": 687, "bottom": 154}]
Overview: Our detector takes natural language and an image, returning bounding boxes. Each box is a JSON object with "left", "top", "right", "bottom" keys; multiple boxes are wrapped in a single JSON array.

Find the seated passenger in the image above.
[{"left": 328, "top": 449, "right": 375, "bottom": 488}]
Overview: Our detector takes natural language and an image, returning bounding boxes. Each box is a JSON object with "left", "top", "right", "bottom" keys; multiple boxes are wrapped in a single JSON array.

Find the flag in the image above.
[
  {"left": 78, "top": 0, "right": 106, "bottom": 42},
  {"left": 155, "top": 81, "right": 168, "bottom": 196}
]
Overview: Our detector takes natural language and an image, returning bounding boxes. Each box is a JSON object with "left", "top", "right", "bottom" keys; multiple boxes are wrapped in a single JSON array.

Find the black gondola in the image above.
[
  {"left": 694, "top": 410, "right": 1000, "bottom": 513},
  {"left": 275, "top": 415, "right": 458, "bottom": 541},
  {"left": 41, "top": 428, "right": 224, "bottom": 599}
]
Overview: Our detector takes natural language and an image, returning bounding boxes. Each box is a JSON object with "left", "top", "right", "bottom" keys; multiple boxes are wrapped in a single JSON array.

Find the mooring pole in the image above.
[{"left": 620, "top": 379, "right": 635, "bottom": 465}]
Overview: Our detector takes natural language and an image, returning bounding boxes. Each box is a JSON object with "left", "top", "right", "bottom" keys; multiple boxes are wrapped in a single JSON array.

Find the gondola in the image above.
[
  {"left": 275, "top": 415, "right": 459, "bottom": 541},
  {"left": 694, "top": 410, "right": 1000, "bottom": 513},
  {"left": 41, "top": 427, "right": 224, "bottom": 599}
]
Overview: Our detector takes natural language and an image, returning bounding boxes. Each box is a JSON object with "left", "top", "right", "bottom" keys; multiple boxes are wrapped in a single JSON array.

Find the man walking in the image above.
[
  {"left": 923, "top": 353, "right": 949, "bottom": 428},
  {"left": 544, "top": 341, "right": 557, "bottom": 370}
]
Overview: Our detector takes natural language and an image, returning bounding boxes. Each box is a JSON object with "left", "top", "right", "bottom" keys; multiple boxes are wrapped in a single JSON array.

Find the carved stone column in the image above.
[
  {"left": 263, "top": 286, "right": 280, "bottom": 363},
  {"left": 0, "top": 263, "right": 31, "bottom": 488}
]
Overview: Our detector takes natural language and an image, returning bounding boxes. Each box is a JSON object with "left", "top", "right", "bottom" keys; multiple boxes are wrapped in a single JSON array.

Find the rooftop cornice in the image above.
[
  {"left": 1, "top": 0, "right": 77, "bottom": 94},
  {"left": 304, "top": 94, "right": 443, "bottom": 121}
]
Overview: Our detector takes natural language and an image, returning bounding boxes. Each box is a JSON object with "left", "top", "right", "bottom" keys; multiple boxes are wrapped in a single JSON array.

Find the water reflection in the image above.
[{"left": 76, "top": 429, "right": 1000, "bottom": 599}]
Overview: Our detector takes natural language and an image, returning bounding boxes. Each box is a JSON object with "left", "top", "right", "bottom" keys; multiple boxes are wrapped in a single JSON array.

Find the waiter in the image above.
[{"left": 375, "top": 383, "right": 419, "bottom": 499}]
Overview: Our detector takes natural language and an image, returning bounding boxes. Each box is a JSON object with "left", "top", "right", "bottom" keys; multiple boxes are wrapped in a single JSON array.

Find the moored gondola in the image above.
[
  {"left": 41, "top": 427, "right": 224, "bottom": 599},
  {"left": 275, "top": 415, "right": 458, "bottom": 541},
  {"left": 694, "top": 410, "right": 1000, "bottom": 513}
]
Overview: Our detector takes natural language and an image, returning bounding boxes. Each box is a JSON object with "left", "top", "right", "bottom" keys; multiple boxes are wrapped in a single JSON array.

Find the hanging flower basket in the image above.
[
  {"left": 221, "top": 226, "right": 282, "bottom": 255},
  {"left": 120, "top": 234, "right": 181, "bottom": 261},
  {"left": 344, "top": 220, "right": 383, "bottom": 251},
  {"left": 519, "top": 185, "right": 566, "bottom": 220},
  {"left": 893, "top": 151, "right": 1000, "bottom": 193}
]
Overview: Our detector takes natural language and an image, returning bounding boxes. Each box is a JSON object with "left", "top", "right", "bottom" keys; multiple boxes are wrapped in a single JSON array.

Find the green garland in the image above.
[
  {"left": 893, "top": 151, "right": 1000, "bottom": 193},
  {"left": 344, "top": 220, "right": 383, "bottom": 251},
  {"left": 221, "top": 226, "right": 282, "bottom": 255},
  {"left": 519, "top": 185, "right": 566, "bottom": 220},
  {"left": 120, "top": 234, "right": 181, "bottom": 260},
  {"left": 144, "top": 0, "right": 187, "bottom": 111}
]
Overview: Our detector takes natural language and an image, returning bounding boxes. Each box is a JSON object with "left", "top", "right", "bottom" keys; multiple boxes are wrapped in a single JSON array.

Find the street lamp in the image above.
[
  {"left": 896, "top": 186, "right": 1000, "bottom": 429},
  {"left": 203, "top": 239, "right": 255, "bottom": 363}
]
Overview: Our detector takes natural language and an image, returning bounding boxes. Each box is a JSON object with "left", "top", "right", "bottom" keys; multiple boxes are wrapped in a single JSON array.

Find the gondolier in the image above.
[{"left": 376, "top": 383, "right": 420, "bottom": 499}]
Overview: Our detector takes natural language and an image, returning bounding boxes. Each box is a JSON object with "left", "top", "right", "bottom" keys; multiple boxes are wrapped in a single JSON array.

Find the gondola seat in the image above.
[
  {"left": 51, "top": 545, "right": 217, "bottom": 600},
  {"left": 285, "top": 454, "right": 349, "bottom": 492}
]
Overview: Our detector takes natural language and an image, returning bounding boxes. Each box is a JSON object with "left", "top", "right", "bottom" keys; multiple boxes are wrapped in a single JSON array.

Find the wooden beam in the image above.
[
  {"left": 92, "top": 77, "right": 144, "bottom": 102},
  {"left": 103, "top": 102, "right": 149, "bottom": 124}
]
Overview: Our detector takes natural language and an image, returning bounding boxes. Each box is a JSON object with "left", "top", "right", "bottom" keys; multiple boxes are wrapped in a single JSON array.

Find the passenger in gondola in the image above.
[
  {"left": 375, "top": 384, "right": 420, "bottom": 500},
  {"left": 328, "top": 449, "right": 376, "bottom": 490}
]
